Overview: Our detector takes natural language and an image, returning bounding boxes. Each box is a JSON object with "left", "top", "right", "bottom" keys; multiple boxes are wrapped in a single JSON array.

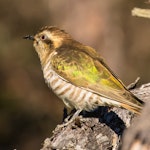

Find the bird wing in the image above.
[{"left": 51, "top": 45, "right": 143, "bottom": 111}]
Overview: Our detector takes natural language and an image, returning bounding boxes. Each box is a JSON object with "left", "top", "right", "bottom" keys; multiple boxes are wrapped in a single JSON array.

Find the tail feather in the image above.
[
  {"left": 120, "top": 103, "right": 142, "bottom": 115},
  {"left": 120, "top": 91, "right": 144, "bottom": 115}
]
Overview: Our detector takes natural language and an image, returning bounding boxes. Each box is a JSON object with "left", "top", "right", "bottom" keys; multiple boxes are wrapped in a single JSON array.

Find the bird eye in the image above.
[
  {"left": 40, "top": 34, "right": 47, "bottom": 40},
  {"left": 39, "top": 34, "right": 52, "bottom": 45}
]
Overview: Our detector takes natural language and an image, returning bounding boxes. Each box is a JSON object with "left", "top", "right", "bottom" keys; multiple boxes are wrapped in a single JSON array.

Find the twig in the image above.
[{"left": 132, "top": 7, "right": 150, "bottom": 19}]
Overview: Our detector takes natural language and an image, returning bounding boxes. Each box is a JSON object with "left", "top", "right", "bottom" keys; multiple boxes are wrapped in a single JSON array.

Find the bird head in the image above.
[{"left": 24, "top": 26, "right": 72, "bottom": 63}]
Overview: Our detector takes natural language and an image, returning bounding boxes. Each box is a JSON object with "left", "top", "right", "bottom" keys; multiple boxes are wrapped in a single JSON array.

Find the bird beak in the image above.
[{"left": 23, "top": 35, "right": 35, "bottom": 40}]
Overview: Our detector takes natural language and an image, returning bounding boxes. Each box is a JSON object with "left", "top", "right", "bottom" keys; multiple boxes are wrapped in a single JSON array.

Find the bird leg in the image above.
[
  {"left": 63, "top": 108, "right": 76, "bottom": 122},
  {"left": 58, "top": 109, "right": 82, "bottom": 128},
  {"left": 69, "top": 109, "right": 82, "bottom": 121},
  {"left": 62, "top": 107, "right": 68, "bottom": 121},
  {"left": 64, "top": 109, "right": 82, "bottom": 123}
]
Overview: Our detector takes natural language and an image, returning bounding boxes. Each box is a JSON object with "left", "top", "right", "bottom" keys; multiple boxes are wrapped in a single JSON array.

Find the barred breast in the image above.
[
  {"left": 42, "top": 61, "right": 121, "bottom": 111},
  {"left": 42, "top": 61, "right": 105, "bottom": 111}
]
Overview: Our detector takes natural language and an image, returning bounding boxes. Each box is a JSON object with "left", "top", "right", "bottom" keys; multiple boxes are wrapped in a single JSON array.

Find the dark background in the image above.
[{"left": 0, "top": 0, "right": 150, "bottom": 149}]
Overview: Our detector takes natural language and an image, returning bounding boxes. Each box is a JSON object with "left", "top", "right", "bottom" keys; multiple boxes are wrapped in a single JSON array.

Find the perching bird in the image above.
[{"left": 24, "top": 26, "right": 144, "bottom": 116}]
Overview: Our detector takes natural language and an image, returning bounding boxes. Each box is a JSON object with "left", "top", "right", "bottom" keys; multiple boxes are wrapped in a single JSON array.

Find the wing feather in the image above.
[{"left": 51, "top": 44, "right": 143, "bottom": 111}]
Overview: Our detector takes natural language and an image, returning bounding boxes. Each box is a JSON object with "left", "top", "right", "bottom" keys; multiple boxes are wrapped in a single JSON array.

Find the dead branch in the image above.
[{"left": 40, "top": 83, "right": 150, "bottom": 150}]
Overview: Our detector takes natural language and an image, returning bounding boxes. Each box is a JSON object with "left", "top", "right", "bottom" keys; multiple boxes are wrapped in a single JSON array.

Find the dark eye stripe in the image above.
[{"left": 44, "top": 39, "right": 53, "bottom": 45}]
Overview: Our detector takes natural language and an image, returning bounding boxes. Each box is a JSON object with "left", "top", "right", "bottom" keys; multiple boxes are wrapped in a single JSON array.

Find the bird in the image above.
[{"left": 24, "top": 26, "right": 144, "bottom": 117}]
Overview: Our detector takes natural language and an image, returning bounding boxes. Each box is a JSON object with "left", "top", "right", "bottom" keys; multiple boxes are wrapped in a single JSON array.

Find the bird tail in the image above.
[
  {"left": 121, "top": 93, "right": 144, "bottom": 115},
  {"left": 120, "top": 103, "right": 142, "bottom": 115}
]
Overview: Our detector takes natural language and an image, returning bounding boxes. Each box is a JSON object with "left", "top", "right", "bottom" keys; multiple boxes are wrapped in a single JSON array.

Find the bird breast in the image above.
[{"left": 42, "top": 61, "right": 104, "bottom": 111}]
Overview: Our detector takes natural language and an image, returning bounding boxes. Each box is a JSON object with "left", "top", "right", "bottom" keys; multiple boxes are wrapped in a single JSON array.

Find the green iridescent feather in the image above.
[{"left": 51, "top": 42, "right": 143, "bottom": 108}]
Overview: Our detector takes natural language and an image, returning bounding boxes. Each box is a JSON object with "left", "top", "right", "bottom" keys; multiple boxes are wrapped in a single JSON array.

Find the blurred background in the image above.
[{"left": 0, "top": 0, "right": 150, "bottom": 149}]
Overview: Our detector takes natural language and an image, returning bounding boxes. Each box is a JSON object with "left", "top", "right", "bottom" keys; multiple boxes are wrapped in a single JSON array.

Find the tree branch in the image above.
[
  {"left": 40, "top": 83, "right": 150, "bottom": 150},
  {"left": 132, "top": 8, "right": 150, "bottom": 19}
]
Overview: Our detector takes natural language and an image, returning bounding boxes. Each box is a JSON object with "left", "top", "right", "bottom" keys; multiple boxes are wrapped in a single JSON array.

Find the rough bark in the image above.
[
  {"left": 41, "top": 83, "right": 150, "bottom": 150},
  {"left": 121, "top": 83, "right": 150, "bottom": 150}
]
